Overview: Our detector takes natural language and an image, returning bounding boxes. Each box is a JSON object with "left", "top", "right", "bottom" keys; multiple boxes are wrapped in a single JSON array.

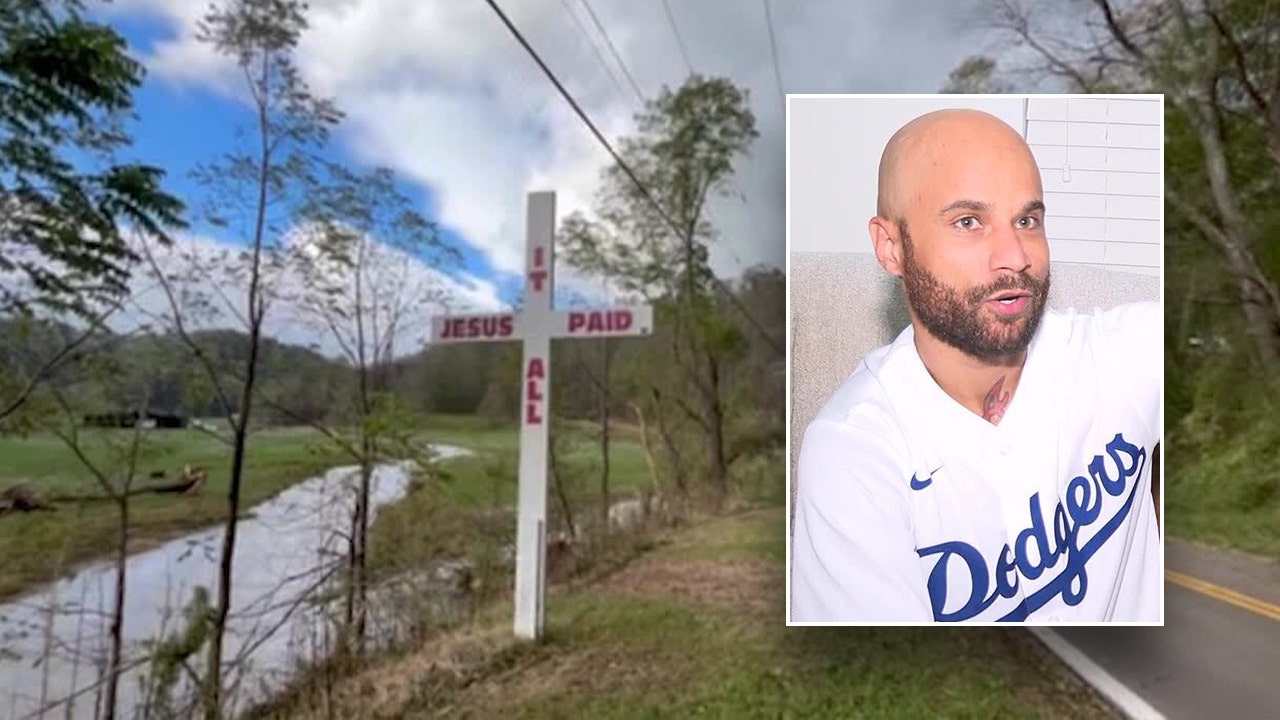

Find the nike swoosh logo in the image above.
[{"left": 909, "top": 473, "right": 933, "bottom": 491}]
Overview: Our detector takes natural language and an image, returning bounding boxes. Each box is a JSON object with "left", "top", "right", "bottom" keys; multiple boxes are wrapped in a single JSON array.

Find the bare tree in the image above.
[
  {"left": 561, "top": 75, "right": 758, "bottom": 505},
  {"left": 37, "top": 375, "right": 154, "bottom": 720},
  {"left": 287, "top": 163, "right": 454, "bottom": 655},
  {"left": 198, "top": 0, "right": 338, "bottom": 708},
  {"left": 566, "top": 336, "right": 615, "bottom": 536},
  {"left": 597, "top": 339, "right": 611, "bottom": 534},
  {"left": 128, "top": 1, "right": 343, "bottom": 715},
  {"left": 972, "top": 0, "right": 1280, "bottom": 367}
]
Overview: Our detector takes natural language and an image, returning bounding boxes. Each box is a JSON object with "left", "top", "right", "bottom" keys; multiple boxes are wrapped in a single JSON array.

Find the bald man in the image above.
[{"left": 791, "top": 110, "right": 1161, "bottom": 623}]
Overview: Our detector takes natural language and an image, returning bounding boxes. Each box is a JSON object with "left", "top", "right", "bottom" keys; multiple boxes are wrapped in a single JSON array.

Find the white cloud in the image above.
[
  {"left": 105, "top": 0, "right": 987, "bottom": 286},
  {"left": 117, "top": 230, "right": 503, "bottom": 360}
]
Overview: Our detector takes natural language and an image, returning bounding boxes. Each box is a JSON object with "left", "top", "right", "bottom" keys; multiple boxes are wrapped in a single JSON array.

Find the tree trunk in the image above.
[
  {"left": 630, "top": 401, "right": 662, "bottom": 499},
  {"left": 1167, "top": 10, "right": 1280, "bottom": 369},
  {"left": 1186, "top": 95, "right": 1280, "bottom": 368},
  {"left": 343, "top": 493, "right": 357, "bottom": 637},
  {"left": 701, "top": 348, "right": 727, "bottom": 504},
  {"left": 353, "top": 451, "right": 372, "bottom": 655},
  {"left": 651, "top": 388, "right": 688, "bottom": 495},
  {"left": 204, "top": 47, "right": 272, "bottom": 720},
  {"left": 599, "top": 339, "right": 610, "bottom": 538},
  {"left": 204, "top": 366, "right": 257, "bottom": 718},
  {"left": 352, "top": 242, "right": 372, "bottom": 657},
  {"left": 549, "top": 433, "right": 576, "bottom": 541},
  {"left": 102, "top": 496, "right": 129, "bottom": 720}
]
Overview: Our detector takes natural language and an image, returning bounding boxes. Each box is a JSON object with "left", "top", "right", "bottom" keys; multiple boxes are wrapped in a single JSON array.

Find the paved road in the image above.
[{"left": 1057, "top": 538, "right": 1280, "bottom": 719}]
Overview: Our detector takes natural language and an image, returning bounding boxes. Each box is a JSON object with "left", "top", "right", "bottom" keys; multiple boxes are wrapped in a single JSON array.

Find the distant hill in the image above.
[
  {"left": 1, "top": 265, "right": 783, "bottom": 427},
  {"left": 0, "top": 319, "right": 353, "bottom": 424},
  {"left": 0, "top": 316, "right": 522, "bottom": 424}
]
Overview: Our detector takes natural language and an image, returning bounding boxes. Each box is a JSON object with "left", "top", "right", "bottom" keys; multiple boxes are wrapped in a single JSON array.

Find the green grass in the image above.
[
  {"left": 366, "top": 420, "right": 655, "bottom": 581},
  {"left": 299, "top": 508, "right": 1115, "bottom": 720},
  {"left": 248, "top": 492, "right": 1116, "bottom": 719},
  {"left": 1165, "top": 430, "right": 1280, "bottom": 559},
  {"left": 482, "top": 510, "right": 1113, "bottom": 720},
  {"left": 1168, "top": 509, "right": 1280, "bottom": 558},
  {"left": 0, "top": 425, "right": 338, "bottom": 600},
  {"left": 408, "top": 417, "right": 651, "bottom": 506},
  {"left": 662, "top": 504, "right": 787, "bottom": 564},
  {"left": 0, "top": 415, "right": 603, "bottom": 601},
  {"left": 0, "top": 425, "right": 309, "bottom": 491}
]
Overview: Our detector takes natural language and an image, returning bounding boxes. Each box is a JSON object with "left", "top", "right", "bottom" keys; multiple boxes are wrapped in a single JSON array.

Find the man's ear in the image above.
[{"left": 869, "top": 216, "right": 903, "bottom": 277}]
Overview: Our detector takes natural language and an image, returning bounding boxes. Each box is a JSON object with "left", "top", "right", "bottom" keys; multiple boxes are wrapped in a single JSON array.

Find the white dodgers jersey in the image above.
[{"left": 791, "top": 302, "right": 1162, "bottom": 623}]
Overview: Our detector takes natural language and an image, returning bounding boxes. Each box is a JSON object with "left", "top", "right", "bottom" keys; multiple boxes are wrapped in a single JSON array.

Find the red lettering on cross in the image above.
[
  {"left": 528, "top": 270, "right": 547, "bottom": 293},
  {"left": 566, "top": 309, "right": 635, "bottom": 335},
  {"left": 525, "top": 401, "right": 542, "bottom": 425},
  {"left": 524, "top": 356, "right": 545, "bottom": 425}
]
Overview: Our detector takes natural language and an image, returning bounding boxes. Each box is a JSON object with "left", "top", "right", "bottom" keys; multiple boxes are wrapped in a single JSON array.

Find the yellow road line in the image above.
[{"left": 1165, "top": 570, "right": 1280, "bottom": 623}]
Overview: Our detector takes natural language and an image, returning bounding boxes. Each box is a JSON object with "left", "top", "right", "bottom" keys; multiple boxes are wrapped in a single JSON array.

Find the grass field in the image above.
[
  {"left": 0, "top": 416, "right": 655, "bottom": 602},
  {"left": 0, "top": 425, "right": 337, "bottom": 600},
  {"left": 366, "top": 417, "right": 656, "bottom": 581},
  {"left": 260, "top": 507, "right": 1120, "bottom": 720},
  {"left": 1165, "top": 432, "right": 1280, "bottom": 560}
]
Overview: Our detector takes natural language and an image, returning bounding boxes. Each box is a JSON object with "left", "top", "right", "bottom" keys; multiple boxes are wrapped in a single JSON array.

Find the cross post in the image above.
[{"left": 429, "top": 191, "right": 652, "bottom": 639}]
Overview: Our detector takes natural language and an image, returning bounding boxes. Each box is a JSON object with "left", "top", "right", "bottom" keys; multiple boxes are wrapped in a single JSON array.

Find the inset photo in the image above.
[{"left": 786, "top": 95, "right": 1164, "bottom": 624}]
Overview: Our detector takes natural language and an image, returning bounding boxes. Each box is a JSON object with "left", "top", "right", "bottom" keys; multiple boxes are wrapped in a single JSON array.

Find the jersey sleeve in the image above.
[
  {"left": 1095, "top": 301, "right": 1161, "bottom": 438},
  {"left": 791, "top": 416, "right": 933, "bottom": 622}
]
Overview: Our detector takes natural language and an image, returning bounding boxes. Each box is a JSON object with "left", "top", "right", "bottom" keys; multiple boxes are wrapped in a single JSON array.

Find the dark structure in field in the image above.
[{"left": 82, "top": 411, "right": 189, "bottom": 429}]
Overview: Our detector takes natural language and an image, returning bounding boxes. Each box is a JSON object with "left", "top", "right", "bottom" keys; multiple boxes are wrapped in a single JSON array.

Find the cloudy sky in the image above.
[{"left": 91, "top": 0, "right": 988, "bottom": 353}]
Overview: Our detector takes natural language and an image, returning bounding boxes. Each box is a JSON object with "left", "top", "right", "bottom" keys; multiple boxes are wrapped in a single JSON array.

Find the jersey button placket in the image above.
[{"left": 994, "top": 429, "right": 1028, "bottom": 613}]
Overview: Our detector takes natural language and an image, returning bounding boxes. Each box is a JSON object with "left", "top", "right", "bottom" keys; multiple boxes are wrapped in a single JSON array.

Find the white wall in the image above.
[
  {"left": 787, "top": 96, "right": 1025, "bottom": 256},
  {"left": 787, "top": 95, "right": 1163, "bottom": 277}
]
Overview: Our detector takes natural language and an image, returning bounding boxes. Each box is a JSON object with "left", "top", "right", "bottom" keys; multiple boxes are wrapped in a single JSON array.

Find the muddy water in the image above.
[{"left": 0, "top": 446, "right": 468, "bottom": 719}]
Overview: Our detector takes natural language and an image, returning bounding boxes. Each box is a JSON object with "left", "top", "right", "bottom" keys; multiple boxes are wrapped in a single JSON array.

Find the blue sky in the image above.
[
  {"left": 83, "top": 0, "right": 977, "bottom": 345},
  {"left": 102, "top": 6, "right": 524, "bottom": 308}
]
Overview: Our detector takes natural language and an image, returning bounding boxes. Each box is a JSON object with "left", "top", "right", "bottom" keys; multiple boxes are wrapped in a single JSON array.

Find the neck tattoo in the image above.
[{"left": 983, "top": 376, "right": 1011, "bottom": 424}]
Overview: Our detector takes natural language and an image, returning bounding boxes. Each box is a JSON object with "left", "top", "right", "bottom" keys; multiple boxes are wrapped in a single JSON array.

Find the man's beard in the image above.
[{"left": 899, "top": 227, "right": 1050, "bottom": 361}]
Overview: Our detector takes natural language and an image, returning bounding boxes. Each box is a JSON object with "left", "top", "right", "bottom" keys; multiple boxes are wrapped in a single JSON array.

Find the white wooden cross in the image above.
[{"left": 429, "top": 191, "right": 652, "bottom": 639}]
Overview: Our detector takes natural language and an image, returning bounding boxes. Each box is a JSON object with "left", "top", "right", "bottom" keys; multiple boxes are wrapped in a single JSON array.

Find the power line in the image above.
[
  {"left": 556, "top": 0, "right": 630, "bottom": 109},
  {"left": 614, "top": 0, "right": 754, "bottom": 290},
  {"left": 577, "top": 0, "right": 646, "bottom": 106},
  {"left": 659, "top": 0, "right": 694, "bottom": 76},
  {"left": 761, "top": 0, "right": 785, "bottom": 110},
  {"left": 576, "top": 1, "right": 746, "bottom": 217},
  {"left": 655, "top": 3, "right": 755, "bottom": 214},
  {"left": 586, "top": 0, "right": 747, "bottom": 231},
  {"left": 479, "top": 0, "right": 783, "bottom": 356}
]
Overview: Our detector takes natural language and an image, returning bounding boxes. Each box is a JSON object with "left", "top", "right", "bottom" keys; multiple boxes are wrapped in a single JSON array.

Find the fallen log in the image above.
[
  {"left": 3, "top": 466, "right": 210, "bottom": 514},
  {"left": 0, "top": 484, "right": 57, "bottom": 514},
  {"left": 143, "top": 465, "right": 207, "bottom": 496}
]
